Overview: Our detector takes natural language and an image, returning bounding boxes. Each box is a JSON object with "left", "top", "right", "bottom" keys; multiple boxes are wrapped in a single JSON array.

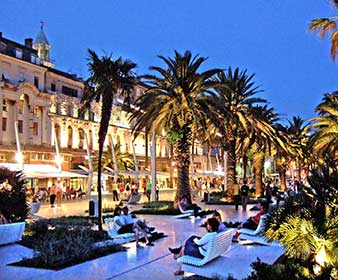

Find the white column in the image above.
[
  {"left": 151, "top": 131, "right": 157, "bottom": 201},
  {"left": 84, "top": 133, "right": 92, "bottom": 196}
]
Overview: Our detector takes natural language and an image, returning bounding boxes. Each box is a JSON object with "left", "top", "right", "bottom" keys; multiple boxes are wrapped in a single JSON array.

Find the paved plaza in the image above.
[{"left": 0, "top": 194, "right": 283, "bottom": 280}]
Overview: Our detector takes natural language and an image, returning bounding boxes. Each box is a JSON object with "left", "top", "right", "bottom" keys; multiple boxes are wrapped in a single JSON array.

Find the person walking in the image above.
[
  {"left": 233, "top": 182, "right": 240, "bottom": 211},
  {"left": 146, "top": 180, "right": 152, "bottom": 202},
  {"left": 112, "top": 180, "right": 119, "bottom": 201},
  {"left": 240, "top": 178, "right": 250, "bottom": 211},
  {"left": 49, "top": 183, "right": 57, "bottom": 208},
  {"left": 56, "top": 179, "right": 63, "bottom": 207}
]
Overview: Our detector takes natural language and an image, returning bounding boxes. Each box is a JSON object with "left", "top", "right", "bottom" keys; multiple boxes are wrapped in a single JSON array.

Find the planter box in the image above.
[{"left": 0, "top": 222, "right": 26, "bottom": 246}]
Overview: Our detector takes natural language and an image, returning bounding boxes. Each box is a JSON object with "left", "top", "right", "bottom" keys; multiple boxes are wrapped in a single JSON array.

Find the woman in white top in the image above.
[{"left": 169, "top": 217, "right": 219, "bottom": 275}]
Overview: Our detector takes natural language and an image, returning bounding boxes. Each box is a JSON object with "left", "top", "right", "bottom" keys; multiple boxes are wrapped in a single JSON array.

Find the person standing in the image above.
[
  {"left": 146, "top": 180, "right": 152, "bottom": 202},
  {"left": 240, "top": 178, "right": 250, "bottom": 211},
  {"left": 233, "top": 183, "right": 240, "bottom": 211},
  {"left": 56, "top": 179, "right": 63, "bottom": 207},
  {"left": 49, "top": 183, "right": 57, "bottom": 208},
  {"left": 112, "top": 180, "right": 119, "bottom": 201}
]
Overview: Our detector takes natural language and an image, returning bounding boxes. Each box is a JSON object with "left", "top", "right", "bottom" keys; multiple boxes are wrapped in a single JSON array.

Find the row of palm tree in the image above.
[{"left": 81, "top": 49, "right": 337, "bottom": 230}]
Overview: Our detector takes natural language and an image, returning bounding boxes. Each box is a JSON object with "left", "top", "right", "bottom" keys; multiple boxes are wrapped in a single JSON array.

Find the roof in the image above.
[{"left": 34, "top": 26, "right": 49, "bottom": 45}]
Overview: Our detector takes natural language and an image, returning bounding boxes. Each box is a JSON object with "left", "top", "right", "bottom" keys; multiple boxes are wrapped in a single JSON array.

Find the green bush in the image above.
[{"left": 0, "top": 167, "right": 29, "bottom": 222}]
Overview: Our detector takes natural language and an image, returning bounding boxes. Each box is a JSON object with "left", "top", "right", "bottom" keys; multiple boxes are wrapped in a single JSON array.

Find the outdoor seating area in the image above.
[{"left": 0, "top": 198, "right": 286, "bottom": 280}]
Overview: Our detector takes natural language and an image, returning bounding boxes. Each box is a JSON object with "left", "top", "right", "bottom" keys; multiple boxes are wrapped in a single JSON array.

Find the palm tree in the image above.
[
  {"left": 309, "top": 0, "right": 338, "bottom": 60},
  {"left": 273, "top": 123, "right": 293, "bottom": 192},
  {"left": 91, "top": 141, "right": 135, "bottom": 172},
  {"left": 310, "top": 91, "right": 338, "bottom": 165},
  {"left": 287, "top": 116, "right": 310, "bottom": 182},
  {"left": 81, "top": 49, "right": 137, "bottom": 230},
  {"left": 130, "top": 50, "right": 221, "bottom": 203},
  {"left": 264, "top": 167, "right": 338, "bottom": 278},
  {"left": 210, "top": 68, "right": 266, "bottom": 197},
  {"left": 249, "top": 105, "right": 280, "bottom": 197}
]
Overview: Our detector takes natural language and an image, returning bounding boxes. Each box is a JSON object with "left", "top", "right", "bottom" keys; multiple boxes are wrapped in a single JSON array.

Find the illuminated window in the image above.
[
  {"left": 18, "top": 100, "right": 24, "bottom": 114},
  {"left": 33, "top": 122, "right": 38, "bottom": 136}
]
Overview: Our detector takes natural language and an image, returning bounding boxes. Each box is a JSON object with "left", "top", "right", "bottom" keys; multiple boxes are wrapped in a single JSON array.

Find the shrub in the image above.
[{"left": 0, "top": 167, "right": 29, "bottom": 222}]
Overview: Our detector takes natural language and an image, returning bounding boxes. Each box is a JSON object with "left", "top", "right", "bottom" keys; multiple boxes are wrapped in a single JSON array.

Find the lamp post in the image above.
[{"left": 14, "top": 121, "right": 24, "bottom": 170}]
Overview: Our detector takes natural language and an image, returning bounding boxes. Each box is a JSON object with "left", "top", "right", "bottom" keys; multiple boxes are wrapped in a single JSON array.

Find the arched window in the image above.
[
  {"left": 78, "top": 128, "right": 84, "bottom": 149},
  {"left": 88, "top": 129, "right": 93, "bottom": 149},
  {"left": 54, "top": 124, "right": 61, "bottom": 147}
]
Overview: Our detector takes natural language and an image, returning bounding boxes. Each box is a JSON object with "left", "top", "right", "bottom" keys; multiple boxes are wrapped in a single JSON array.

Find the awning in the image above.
[{"left": 0, "top": 163, "right": 87, "bottom": 179}]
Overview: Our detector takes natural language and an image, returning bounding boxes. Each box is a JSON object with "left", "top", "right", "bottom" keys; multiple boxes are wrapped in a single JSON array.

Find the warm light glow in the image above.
[
  {"left": 315, "top": 246, "right": 328, "bottom": 267},
  {"left": 55, "top": 155, "right": 62, "bottom": 166},
  {"left": 15, "top": 152, "right": 23, "bottom": 164}
]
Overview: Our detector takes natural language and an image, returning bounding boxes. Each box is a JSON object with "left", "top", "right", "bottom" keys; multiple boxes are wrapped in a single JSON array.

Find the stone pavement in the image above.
[{"left": 0, "top": 195, "right": 283, "bottom": 280}]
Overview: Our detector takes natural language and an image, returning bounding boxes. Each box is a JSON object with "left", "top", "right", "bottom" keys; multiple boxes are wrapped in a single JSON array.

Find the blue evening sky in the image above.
[{"left": 1, "top": 0, "right": 337, "bottom": 122}]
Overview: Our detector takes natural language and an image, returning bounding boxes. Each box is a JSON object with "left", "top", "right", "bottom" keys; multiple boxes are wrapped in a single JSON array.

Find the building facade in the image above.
[{"left": 0, "top": 27, "right": 220, "bottom": 194}]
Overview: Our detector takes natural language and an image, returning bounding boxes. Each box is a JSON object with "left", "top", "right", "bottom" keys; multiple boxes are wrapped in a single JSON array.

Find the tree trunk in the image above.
[
  {"left": 97, "top": 142, "right": 103, "bottom": 231},
  {"left": 226, "top": 138, "right": 237, "bottom": 198},
  {"left": 279, "top": 170, "right": 287, "bottom": 192},
  {"left": 276, "top": 158, "right": 287, "bottom": 192},
  {"left": 243, "top": 155, "right": 248, "bottom": 178},
  {"left": 253, "top": 152, "right": 264, "bottom": 197},
  {"left": 296, "top": 160, "right": 301, "bottom": 182},
  {"left": 173, "top": 130, "right": 192, "bottom": 205}
]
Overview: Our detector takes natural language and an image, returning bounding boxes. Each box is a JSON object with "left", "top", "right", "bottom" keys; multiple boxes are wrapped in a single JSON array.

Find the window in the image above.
[
  {"left": 15, "top": 49, "right": 23, "bottom": 59},
  {"left": 18, "top": 120, "right": 23, "bottom": 133},
  {"left": 2, "top": 117, "right": 7, "bottom": 131},
  {"left": 33, "top": 122, "right": 38, "bottom": 136},
  {"left": 2, "top": 100, "right": 7, "bottom": 112},
  {"left": 61, "top": 86, "right": 78, "bottom": 97},
  {"left": 34, "top": 76, "right": 39, "bottom": 88},
  {"left": 18, "top": 100, "right": 24, "bottom": 114},
  {"left": 51, "top": 83, "right": 56, "bottom": 92}
]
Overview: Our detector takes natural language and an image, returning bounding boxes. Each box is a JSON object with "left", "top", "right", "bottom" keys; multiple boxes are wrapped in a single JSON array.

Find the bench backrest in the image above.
[
  {"left": 178, "top": 202, "right": 194, "bottom": 215},
  {"left": 127, "top": 193, "right": 141, "bottom": 204},
  {"left": 104, "top": 218, "right": 117, "bottom": 237},
  {"left": 202, "top": 229, "right": 234, "bottom": 264},
  {"left": 0, "top": 222, "right": 26, "bottom": 246}
]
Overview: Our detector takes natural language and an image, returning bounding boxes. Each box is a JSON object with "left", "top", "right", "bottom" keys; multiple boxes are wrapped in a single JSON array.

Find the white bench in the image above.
[
  {"left": 238, "top": 214, "right": 279, "bottom": 246},
  {"left": 173, "top": 202, "right": 204, "bottom": 219},
  {"left": 0, "top": 222, "right": 26, "bottom": 246},
  {"left": 104, "top": 218, "right": 135, "bottom": 244},
  {"left": 127, "top": 193, "right": 141, "bottom": 204},
  {"left": 28, "top": 202, "right": 41, "bottom": 215},
  {"left": 104, "top": 218, "right": 151, "bottom": 245},
  {"left": 177, "top": 229, "right": 234, "bottom": 273}
]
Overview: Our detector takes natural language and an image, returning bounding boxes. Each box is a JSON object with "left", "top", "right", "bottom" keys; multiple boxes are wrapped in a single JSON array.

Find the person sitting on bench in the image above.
[
  {"left": 113, "top": 206, "right": 154, "bottom": 247},
  {"left": 232, "top": 200, "right": 269, "bottom": 242},
  {"left": 168, "top": 217, "right": 219, "bottom": 276}
]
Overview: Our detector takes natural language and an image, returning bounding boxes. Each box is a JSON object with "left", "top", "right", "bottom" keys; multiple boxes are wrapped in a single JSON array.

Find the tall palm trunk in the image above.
[
  {"left": 97, "top": 142, "right": 103, "bottom": 231},
  {"left": 242, "top": 155, "right": 248, "bottom": 178},
  {"left": 296, "top": 159, "right": 301, "bottom": 182},
  {"left": 276, "top": 158, "right": 287, "bottom": 192},
  {"left": 253, "top": 152, "right": 264, "bottom": 197},
  {"left": 226, "top": 138, "right": 237, "bottom": 197},
  {"left": 173, "top": 129, "right": 192, "bottom": 205}
]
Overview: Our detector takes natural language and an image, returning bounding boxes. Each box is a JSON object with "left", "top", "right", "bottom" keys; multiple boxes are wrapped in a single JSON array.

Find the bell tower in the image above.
[{"left": 33, "top": 22, "right": 54, "bottom": 68}]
